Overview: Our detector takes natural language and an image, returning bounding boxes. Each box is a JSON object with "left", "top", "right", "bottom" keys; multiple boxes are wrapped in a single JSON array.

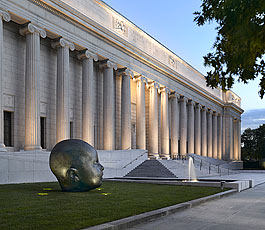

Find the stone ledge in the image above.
[{"left": 83, "top": 189, "right": 237, "bottom": 230}]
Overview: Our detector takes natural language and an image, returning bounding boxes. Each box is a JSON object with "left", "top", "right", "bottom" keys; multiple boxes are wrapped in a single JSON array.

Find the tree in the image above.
[
  {"left": 241, "top": 128, "right": 257, "bottom": 160},
  {"left": 194, "top": 0, "right": 265, "bottom": 98},
  {"left": 241, "top": 125, "right": 265, "bottom": 160}
]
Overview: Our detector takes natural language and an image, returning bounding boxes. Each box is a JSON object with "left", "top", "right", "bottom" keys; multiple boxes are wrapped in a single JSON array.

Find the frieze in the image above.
[
  {"left": 112, "top": 17, "right": 128, "bottom": 37},
  {"left": 169, "top": 56, "right": 177, "bottom": 69}
]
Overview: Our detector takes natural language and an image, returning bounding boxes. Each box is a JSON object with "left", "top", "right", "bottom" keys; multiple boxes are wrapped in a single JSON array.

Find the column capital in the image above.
[
  {"left": 179, "top": 95, "right": 188, "bottom": 103},
  {"left": 201, "top": 105, "right": 207, "bottom": 111},
  {"left": 77, "top": 49, "right": 98, "bottom": 61},
  {"left": 169, "top": 91, "right": 180, "bottom": 99},
  {"left": 148, "top": 81, "right": 160, "bottom": 89},
  {"left": 0, "top": 9, "right": 10, "bottom": 22},
  {"left": 160, "top": 86, "right": 170, "bottom": 94},
  {"left": 134, "top": 75, "right": 147, "bottom": 84},
  {"left": 212, "top": 111, "right": 217, "bottom": 116},
  {"left": 207, "top": 108, "right": 213, "bottom": 114},
  {"left": 19, "top": 23, "right": 46, "bottom": 38},
  {"left": 117, "top": 68, "right": 134, "bottom": 78},
  {"left": 195, "top": 102, "right": 203, "bottom": 109},
  {"left": 188, "top": 99, "right": 196, "bottom": 106},
  {"left": 51, "top": 37, "right": 75, "bottom": 51},
  {"left": 99, "top": 59, "right": 117, "bottom": 70}
]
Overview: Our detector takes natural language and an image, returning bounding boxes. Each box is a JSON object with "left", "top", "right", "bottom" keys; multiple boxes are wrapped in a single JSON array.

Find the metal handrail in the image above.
[
  {"left": 122, "top": 150, "right": 148, "bottom": 169},
  {"left": 174, "top": 154, "right": 234, "bottom": 176}
]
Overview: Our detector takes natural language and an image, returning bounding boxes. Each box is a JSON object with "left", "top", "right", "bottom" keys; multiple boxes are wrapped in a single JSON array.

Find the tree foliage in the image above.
[
  {"left": 194, "top": 0, "right": 265, "bottom": 98},
  {"left": 241, "top": 124, "right": 265, "bottom": 160}
]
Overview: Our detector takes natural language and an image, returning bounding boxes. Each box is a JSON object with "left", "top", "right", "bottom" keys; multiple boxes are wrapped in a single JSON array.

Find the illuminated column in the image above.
[
  {"left": 118, "top": 68, "right": 133, "bottom": 150},
  {"left": 207, "top": 109, "right": 213, "bottom": 158},
  {"left": 99, "top": 60, "right": 117, "bottom": 150},
  {"left": 201, "top": 106, "right": 207, "bottom": 156},
  {"left": 188, "top": 100, "right": 195, "bottom": 154},
  {"left": 136, "top": 76, "right": 147, "bottom": 149},
  {"left": 170, "top": 92, "right": 179, "bottom": 158},
  {"left": 149, "top": 82, "right": 159, "bottom": 158},
  {"left": 20, "top": 23, "right": 46, "bottom": 150},
  {"left": 238, "top": 119, "right": 241, "bottom": 161},
  {"left": 52, "top": 38, "right": 75, "bottom": 143},
  {"left": 212, "top": 112, "right": 218, "bottom": 158},
  {"left": 0, "top": 10, "right": 10, "bottom": 151},
  {"left": 179, "top": 96, "right": 187, "bottom": 155},
  {"left": 217, "top": 114, "right": 223, "bottom": 160},
  {"left": 160, "top": 87, "right": 170, "bottom": 158},
  {"left": 194, "top": 103, "right": 201, "bottom": 155},
  {"left": 233, "top": 119, "right": 239, "bottom": 160},
  {"left": 224, "top": 115, "right": 234, "bottom": 161},
  {"left": 78, "top": 50, "right": 98, "bottom": 146}
]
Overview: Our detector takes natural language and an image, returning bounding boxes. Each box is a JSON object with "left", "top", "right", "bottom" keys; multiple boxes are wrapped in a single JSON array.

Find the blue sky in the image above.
[{"left": 104, "top": 0, "right": 265, "bottom": 112}]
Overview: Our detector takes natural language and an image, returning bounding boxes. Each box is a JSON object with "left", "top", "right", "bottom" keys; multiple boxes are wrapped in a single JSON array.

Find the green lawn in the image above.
[{"left": 0, "top": 181, "right": 226, "bottom": 230}]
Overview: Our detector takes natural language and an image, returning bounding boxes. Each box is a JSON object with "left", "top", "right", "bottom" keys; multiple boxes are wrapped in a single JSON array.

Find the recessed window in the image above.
[
  {"left": 40, "top": 117, "right": 46, "bottom": 149},
  {"left": 4, "top": 111, "right": 13, "bottom": 147},
  {"left": 70, "top": 121, "right": 73, "bottom": 139}
]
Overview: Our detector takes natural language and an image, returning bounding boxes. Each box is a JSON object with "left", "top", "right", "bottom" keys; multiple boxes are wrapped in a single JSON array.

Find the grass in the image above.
[{"left": 0, "top": 181, "right": 227, "bottom": 230}]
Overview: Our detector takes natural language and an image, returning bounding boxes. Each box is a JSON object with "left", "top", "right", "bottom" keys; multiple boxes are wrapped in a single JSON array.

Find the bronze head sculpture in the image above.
[{"left": 49, "top": 139, "right": 104, "bottom": 192}]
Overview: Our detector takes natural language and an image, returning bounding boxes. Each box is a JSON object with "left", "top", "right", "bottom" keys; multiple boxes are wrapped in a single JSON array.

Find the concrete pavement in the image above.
[{"left": 129, "top": 182, "right": 265, "bottom": 230}]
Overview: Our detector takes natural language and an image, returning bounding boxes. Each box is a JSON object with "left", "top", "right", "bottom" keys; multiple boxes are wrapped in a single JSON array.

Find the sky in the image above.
[{"left": 104, "top": 0, "right": 265, "bottom": 113}]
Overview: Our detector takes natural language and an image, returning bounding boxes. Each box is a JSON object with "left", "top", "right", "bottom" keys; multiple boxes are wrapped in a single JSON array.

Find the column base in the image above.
[
  {"left": 160, "top": 155, "right": 170, "bottom": 160},
  {"left": 148, "top": 153, "right": 159, "bottom": 159},
  {"left": 24, "top": 145, "right": 42, "bottom": 151},
  {"left": 0, "top": 143, "right": 7, "bottom": 152}
]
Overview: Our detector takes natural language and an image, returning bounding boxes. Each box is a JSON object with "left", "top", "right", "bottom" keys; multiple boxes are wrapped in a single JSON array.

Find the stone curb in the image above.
[{"left": 83, "top": 189, "right": 237, "bottom": 230}]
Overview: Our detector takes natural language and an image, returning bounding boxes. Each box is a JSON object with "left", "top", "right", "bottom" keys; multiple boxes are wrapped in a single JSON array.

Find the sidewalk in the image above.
[{"left": 129, "top": 182, "right": 265, "bottom": 230}]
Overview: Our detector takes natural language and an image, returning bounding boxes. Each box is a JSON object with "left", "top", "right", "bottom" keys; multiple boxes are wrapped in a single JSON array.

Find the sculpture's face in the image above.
[
  {"left": 77, "top": 149, "right": 104, "bottom": 190},
  {"left": 49, "top": 139, "right": 104, "bottom": 192}
]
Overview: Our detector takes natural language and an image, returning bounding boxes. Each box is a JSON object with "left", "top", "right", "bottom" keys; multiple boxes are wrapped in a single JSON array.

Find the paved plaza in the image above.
[{"left": 129, "top": 174, "right": 265, "bottom": 230}]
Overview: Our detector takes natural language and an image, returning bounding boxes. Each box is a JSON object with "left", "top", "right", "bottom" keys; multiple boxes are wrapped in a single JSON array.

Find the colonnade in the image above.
[{"left": 0, "top": 15, "right": 242, "bottom": 161}]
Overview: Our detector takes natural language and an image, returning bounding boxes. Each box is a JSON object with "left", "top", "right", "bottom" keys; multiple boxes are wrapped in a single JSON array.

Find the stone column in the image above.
[
  {"left": 118, "top": 68, "right": 133, "bottom": 150},
  {"left": 201, "top": 106, "right": 207, "bottom": 157},
  {"left": 217, "top": 114, "right": 223, "bottom": 160},
  {"left": 237, "top": 119, "right": 241, "bottom": 161},
  {"left": 224, "top": 114, "right": 234, "bottom": 161},
  {"left": 20, "top": 23, "right": 46, "bottom": 150},
  {"left": 179, "top": 96, "right": 187, "bottom": 155},
  {"left": 170, "top": 92, "right": 179, "bottom": 158},
  {"left": 194, "top": 103, "right": 201, "bottom": 155},
  {"left": 149, "top": 82, "right": 159, "bottom": 158},
  {"left": 78, "top": 50, "right": 98, "bottom": 146},
  {"left": 51, "top": 38, "right": 75, "bottom": 143},
  {"left": 233, "top": 119, "right": 239, "bottom": 160},
  {"left": 212, "top": 111, "right": 218, "bottom": 158},
  {"left": 99, "top": 60, "right": 117, "bottom": 150},
  {"left": 188, "top": 99, "right": 195, "bottom": 154},
  {"left": 160, "top": 87, "right": 170, "bottom": 159},
  {"left": 207, "top": 109, "right": 213, "bottom": 158},
  {"left": 0, "top": 10, "right": 10, "bottom": 151},
  {"left": 136, "top": 76, "right": 147, "bottom": 149}
]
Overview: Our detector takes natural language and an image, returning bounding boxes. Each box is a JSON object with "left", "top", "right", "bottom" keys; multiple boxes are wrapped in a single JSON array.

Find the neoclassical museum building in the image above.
[{"left": 0, "top": 0, "right": 243, "bottom": 161}]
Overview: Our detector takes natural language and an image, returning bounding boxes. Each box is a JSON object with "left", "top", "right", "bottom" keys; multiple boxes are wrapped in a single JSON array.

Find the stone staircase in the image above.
[{"left": 125, "top": 160, "right": 177, "bottom": 178}]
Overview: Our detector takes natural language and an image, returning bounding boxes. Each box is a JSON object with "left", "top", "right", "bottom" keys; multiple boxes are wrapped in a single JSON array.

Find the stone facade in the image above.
[{"left": 0, "top": 0, "right": 243, "bottom": 161}]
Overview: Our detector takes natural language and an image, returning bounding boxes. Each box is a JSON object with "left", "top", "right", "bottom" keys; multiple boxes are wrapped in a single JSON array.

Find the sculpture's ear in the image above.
[{"left": 66, "top": 168, "right": 80, "bottom": 183}]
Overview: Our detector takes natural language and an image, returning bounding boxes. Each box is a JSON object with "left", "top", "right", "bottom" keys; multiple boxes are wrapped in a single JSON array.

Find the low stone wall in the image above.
[{"left": 0, "top": 149, "right": 148, "bottom": 184}]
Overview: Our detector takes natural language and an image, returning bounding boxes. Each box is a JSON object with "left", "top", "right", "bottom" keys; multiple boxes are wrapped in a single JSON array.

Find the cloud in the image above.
[{"left": 242, "top": 109, "right": 265, "bottom": 131}]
